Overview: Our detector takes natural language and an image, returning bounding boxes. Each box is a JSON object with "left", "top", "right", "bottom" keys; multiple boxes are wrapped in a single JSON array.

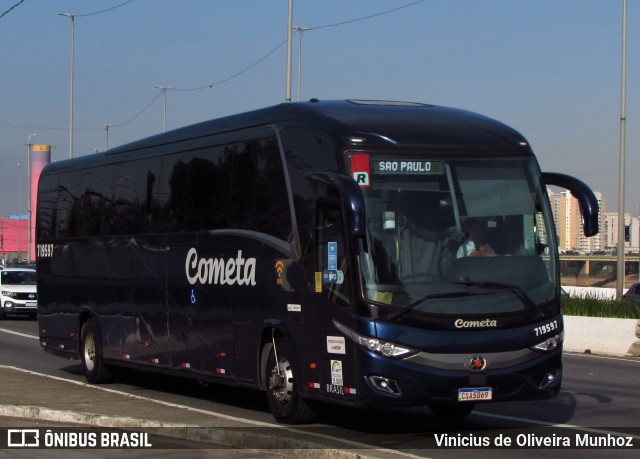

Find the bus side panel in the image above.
[
  {"left": 37, "top": 246, "right": 79, "bottom": 358},
  {"left": 118, "top": 235, "right": 170, "bottom": 368},
  {"left": 166, "top": 232, "right": 207, "bottom": 375}
]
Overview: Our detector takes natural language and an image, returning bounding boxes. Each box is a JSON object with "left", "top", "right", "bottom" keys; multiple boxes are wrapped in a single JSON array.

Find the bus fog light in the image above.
[
  {"left": 540, "top": 369, "right": 560, "bottom": 389},
  {"left": 369, "top": 376, "right": 402, "bottom": 396}
]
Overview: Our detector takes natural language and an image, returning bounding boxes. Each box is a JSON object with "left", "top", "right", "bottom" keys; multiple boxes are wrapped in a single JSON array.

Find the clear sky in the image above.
[{"left": 1, "top": 0, "right": 638, "bottom": 218}]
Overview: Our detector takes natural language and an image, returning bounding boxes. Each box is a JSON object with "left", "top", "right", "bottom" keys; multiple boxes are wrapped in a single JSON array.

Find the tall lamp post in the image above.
[
  {"left": 616, "top": 0, "right": 627, "bottom": 299},
  {"left": 293, "top": 26, "right": 312, "bottom": 101},
  {"left": 102, "top": 123, "right": 113, "bottom": 150},
  {"left": 59, "top": 12, "right": 75, "bottom": 159},
  {"left": 285, "top": 0, "right": 293, "bottom": 102},
  {"left": 155, "top": 86, "right": 174, "bottom": 132},
  {"left": 16, "top": 163, "right": 22, "bottom": 262},
  {"left": 26, "top": 134, "right": 36, "bottom": 262}
]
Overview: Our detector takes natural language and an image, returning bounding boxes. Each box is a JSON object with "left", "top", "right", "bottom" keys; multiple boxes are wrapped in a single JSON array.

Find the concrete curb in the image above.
[{"left": 563, "top": 316, "right": 640, "bottom": 357}]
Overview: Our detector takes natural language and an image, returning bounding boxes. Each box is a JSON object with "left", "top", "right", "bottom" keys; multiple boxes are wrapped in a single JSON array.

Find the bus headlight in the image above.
[
  {"left": 1, "top": 291, "right": 16, "bottom": 298},
  {"left": 333, "top": 320, "right": 417, "bottom": 358},
  {"left": 530, "top": 332, "right": 564, "bottom": 352}
]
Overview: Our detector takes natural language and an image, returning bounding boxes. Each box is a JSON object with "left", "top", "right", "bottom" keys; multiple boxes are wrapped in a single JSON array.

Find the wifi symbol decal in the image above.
[{"left": 275, "top": 260, "right": 285, "bottom": 286}]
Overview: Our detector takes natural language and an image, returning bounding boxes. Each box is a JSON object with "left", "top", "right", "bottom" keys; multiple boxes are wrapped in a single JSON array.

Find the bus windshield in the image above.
[{"left": 354, "top": 154, "right": 557, "bottom": 318}]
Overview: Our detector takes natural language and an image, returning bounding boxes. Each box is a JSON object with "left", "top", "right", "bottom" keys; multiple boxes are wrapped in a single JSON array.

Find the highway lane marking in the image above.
[
  {"left": 0, "top": 328, "right": 39, "bottom": 340},
  {"left": 0, "top": 365, "right": 423, "bottom": 459},
  {"left": 565, "top": 352, "right": 640, "bottom": 363}
]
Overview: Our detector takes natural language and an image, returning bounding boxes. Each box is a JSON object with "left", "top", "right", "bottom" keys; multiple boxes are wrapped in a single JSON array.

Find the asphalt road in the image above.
[{"left": 1, "top": 316, "right": 639, "bottom": 458}]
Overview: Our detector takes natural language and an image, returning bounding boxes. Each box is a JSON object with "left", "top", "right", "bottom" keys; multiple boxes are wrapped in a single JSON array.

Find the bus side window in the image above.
[{"left": 316, "top": 203, "right": 350, "bottom": 304}]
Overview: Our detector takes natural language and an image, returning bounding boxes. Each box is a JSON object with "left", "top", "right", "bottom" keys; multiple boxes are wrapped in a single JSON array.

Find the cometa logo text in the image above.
[
  {"left": 454, "top": 318, "right": 498, "bottom": 329},
  {"left": 185, "top": 248, "right": 257, "bottom": 286}
]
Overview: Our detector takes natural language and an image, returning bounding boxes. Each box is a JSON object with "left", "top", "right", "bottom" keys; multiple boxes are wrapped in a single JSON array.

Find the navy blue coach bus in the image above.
[{"left": 36, "top": 100, "right": 598, "bottom": 423}]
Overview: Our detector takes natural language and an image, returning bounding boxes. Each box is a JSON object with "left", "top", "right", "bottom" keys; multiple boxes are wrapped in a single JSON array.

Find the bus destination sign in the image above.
[{"left": 373, "top": 160, "right": 444, "bottom": 175}]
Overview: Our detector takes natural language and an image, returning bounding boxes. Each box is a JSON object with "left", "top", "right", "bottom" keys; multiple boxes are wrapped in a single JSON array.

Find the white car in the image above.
[{"left": 0, "top": 268, "right": 37, "bottom": 319}]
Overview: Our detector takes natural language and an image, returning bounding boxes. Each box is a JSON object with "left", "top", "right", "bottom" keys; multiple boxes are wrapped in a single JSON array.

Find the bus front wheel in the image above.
[
  {"left": 80, "top": 319, "right": 114, "bottom": 384},
  {"left": 265, "top": 337, "right": 315, "bottom": 424}
]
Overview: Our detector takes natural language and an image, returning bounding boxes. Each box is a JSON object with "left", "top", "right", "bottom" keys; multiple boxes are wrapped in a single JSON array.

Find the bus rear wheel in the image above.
[
  {"left": 80, "top": 319, "right": 114, "bottom": 384},
  {"left": 429, "top": 403, "right": 475, "bottom": 418},
  {"left": 265, "top": 337, "right": 315, "bottom": 424}
]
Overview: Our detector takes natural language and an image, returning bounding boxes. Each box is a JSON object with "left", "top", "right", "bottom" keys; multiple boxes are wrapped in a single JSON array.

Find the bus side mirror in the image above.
[
  {"left": 542, "top": 172, "right": 599, "bottom": 237},
  {"left": 307, "top": 171, "right": 367, "bottom": 238}
]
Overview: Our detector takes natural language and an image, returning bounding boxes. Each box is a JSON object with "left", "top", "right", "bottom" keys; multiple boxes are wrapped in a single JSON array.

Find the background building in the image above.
[
  {"left": 0, "top": 217, "right": 28, "bottom": 265},
  {"left": 604, "top": 213, "right": 640, "bottom": 252},
  {"left": 548, "top": 189, "right": 606, "bottom": 253},
  {"left": 0, "top": 144, "right": 51, "bottom": 264}
]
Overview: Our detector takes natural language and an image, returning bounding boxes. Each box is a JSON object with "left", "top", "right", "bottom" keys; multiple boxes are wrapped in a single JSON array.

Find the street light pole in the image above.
[
  {"left": 293, "top": 26, "right": 312, "bottom": 101},
  {"left": 17, "top": 163, "right": 22, "bottom": 262},
  {"left": 285, "top": 0, "right": 293, "bottom": 102},
  {"left": 616, "top": 0, "right": 627, "bottom": 299},
  {"left": 26, "top": 133, "right": 36, "bottom": 262},
  {"left": 155, "top": 86, "right": 174, "bottom": 132},
  {"left": 102, "top": 123, "right": 113, "bottom": 150},
  {"left": 59, "top": 13, "right": 75, "bottom": 159}
]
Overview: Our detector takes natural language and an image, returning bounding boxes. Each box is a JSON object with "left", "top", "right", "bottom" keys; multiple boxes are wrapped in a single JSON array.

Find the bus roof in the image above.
[{"left": 48, "top": 100, "right": 532, "bottom": 172}]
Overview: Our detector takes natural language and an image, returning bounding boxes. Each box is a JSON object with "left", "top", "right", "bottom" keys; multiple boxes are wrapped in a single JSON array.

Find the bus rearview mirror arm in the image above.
[
  {"left": 542, "top": 172, "right": 599, "bottom": 237},
  {"left": 306, "top": 171, "right": 367, "bottom": 238}
]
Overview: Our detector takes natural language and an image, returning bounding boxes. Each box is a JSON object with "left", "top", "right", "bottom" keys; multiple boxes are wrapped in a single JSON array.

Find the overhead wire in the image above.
[
  {"left": 4, "top": 0, "right": 425, "bottom": 131},
  {"left": 75, "top": 0, "right": 137, "bottom": 18},
  {"left": 175, "top": 0, "right": 425, "bottom": 92},
  {"left": 0, "top": 0, "right": 25, "bottom": 20}
]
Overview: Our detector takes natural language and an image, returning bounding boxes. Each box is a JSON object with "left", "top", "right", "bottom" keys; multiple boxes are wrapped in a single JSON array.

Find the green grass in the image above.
[{"left": 561, "top": 296, "right": 640, "bottom": 319}]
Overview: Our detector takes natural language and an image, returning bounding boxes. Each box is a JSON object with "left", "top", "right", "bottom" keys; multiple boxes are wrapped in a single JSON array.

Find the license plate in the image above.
[
  {"left": 26, "top": 302, "right": 37, "bottom": 307},
  {"left": 458, "top": 387, "right": 492, "bottom": 402}
]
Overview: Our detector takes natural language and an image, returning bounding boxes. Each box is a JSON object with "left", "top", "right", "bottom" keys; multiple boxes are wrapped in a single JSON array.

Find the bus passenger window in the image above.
[{"left": 316, "top": 204, "right": 350, "bottom": 304}]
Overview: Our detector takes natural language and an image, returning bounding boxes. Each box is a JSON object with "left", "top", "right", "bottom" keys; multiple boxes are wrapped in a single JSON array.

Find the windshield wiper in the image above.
[
  {"left": 452, "top": 280, "right": 544, "bottom": 319},
  {"left": 388, "top": 290, "right": 493, "bottom": 322}
]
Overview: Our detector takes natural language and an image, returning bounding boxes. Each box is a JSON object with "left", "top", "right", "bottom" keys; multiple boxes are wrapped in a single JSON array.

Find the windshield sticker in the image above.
[
  {"left": 373, "top": 160, "right": 444, "bottom": 175},
  {"left": 350, "top": 154, "right": 371, "bottom": 187},
  {"left": 331, "top": 360, "right": 344, "bottom": 386},
  {"left": 322, "top": 269, "right": 343, "bottom": 285},
  {"left": 315, "top": 272, "right": 322, "bottom": 292},
  {"left": 275, "top": 260, "right": 285, "bottom": 286},
  {"left": 328, "top": 242, "right": 337, "bottom": 270},
  {"left": 327, "top": 336, "right": 346, "bottom": 354}
]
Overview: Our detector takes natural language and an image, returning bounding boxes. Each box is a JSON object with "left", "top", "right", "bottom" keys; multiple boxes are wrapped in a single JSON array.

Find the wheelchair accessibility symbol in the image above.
[{"left": 190, "top": 289, "right": 197, "bottom": 305}]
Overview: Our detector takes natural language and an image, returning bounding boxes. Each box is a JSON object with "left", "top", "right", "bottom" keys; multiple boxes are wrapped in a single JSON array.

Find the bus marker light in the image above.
[
  {"left": 216, "top": 368, "right": 226, "bottom": 374},
  {"left": 151, "top": 358, "right": 160, "bottom": 364},
  {"left": 309, "top": 382, "right": 320, "bottom": 389},
  {"left": 344, "top": 387, "right": 357, "bottom": 395},
  {"left": 181, "top": 362, "right": 191, "bottom": 368},
  {"left": 309, "top": 363, "right": 317, "bottom": 369},
  {"left": 57, "top": 344, "right": 65, "bottom": 349},
  {"left": 122, "top": 354, "right": 131, "bottom": 360}
]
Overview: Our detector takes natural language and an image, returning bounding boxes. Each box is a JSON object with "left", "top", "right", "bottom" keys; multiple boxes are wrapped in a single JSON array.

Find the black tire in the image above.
[
  {"left": 265, "top": 337, "right": 316, "bottom": 424},
  {"left": 80, "top": 319, "right": 114, "bottom": 384},
  {"left": 429, "top": 403, "right": 475, "bottom": 418}
]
